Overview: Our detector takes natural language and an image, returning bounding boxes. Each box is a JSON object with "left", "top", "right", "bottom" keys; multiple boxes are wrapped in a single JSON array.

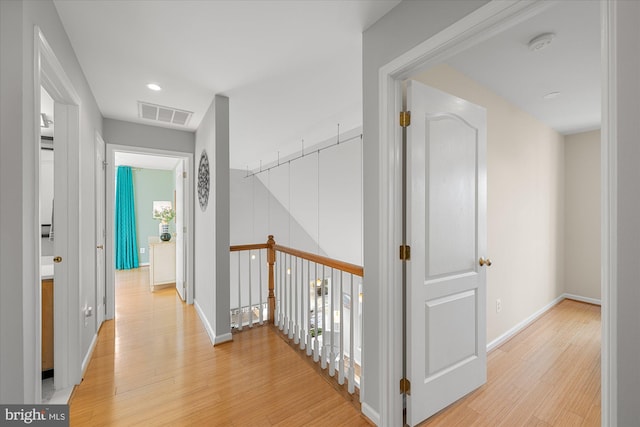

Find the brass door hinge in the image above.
[
  {"left": 400, "top": 377, "right": 411, "bottom": 395},
  {"left": 183, "top": 171, "right": 187, "bottom": 178},
  {"left": 400, "top": 111, "right": 411, "bottom": 127},
  {"left": 400, "top": 245, "right": 411, "bottom": 261}
]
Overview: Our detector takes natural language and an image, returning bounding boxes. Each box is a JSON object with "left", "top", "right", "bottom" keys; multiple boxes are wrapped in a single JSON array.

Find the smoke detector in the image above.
[
  {"left": 528, "top": 33, "right": 555, "bottom": 52},
  {"left": 137, "top": 101, "right": 193, "bottom": 126}
]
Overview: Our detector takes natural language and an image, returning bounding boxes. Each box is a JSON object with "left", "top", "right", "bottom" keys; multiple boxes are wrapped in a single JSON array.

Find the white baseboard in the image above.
[
  {"left": 81, "top": 332, "right": 98, "bottom": 377},
  {"left": 139, "top": 262, "right": 150, "bottom": 267},
  {"left": 487, "top": 294, "right": 565, "bottom": 352},
  {"left": 486, "top": 293, "right": 602, "bottom": 352},
  {"left": 563, "top": 293, "right": 601, "bottom": 306},
  {"left": 48, "top": 386, "right": 74, "bottom": 405},
  {"left": 194, "top": 299, "right": 216, "bottom": 345},
  {"left": 214, "top": 333, "right": 233, "bottom": 345},
  {"left": 361, "top": 402, "right": 380, "bottom": 426}
]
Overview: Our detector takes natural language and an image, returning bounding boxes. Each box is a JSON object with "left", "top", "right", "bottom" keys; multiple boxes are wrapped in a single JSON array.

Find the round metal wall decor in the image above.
[{"left": 197, "top": 150, "right": 210, "bottom": 211}]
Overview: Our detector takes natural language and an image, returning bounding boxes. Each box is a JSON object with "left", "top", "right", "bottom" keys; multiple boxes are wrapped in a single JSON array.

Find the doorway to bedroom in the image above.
[{"left": 104, "top": 146, "right": 194, "bottom": 323}]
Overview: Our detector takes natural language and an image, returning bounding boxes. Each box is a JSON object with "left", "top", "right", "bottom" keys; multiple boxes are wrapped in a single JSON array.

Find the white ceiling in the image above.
[
  {"left": 446, "top": 0, "right": 600, "bottom": 135},
  {"left": 53, "top": 0, "right": 401, "bottom": 169},
  {"left": 53, "top": 0, "right": 600, "bottom": 171}
]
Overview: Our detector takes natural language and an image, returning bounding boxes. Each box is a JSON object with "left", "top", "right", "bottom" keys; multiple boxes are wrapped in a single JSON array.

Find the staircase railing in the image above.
[{"left": 230, "top": 235, "right": 363, "bottom": 394}]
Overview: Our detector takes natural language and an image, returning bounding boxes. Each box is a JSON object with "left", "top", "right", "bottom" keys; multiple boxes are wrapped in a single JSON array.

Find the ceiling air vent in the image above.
[{"left": 137, "top": 101, "right": 193, "bottom": 126}]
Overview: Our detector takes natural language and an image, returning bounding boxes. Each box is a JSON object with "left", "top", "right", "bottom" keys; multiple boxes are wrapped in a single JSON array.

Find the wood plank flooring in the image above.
[
  {"left": 418, "top": 299, "right": 601, "bottom": 426},
  {"left": 70, "top": 267, "right": 371, "bottom": 426},
  {"left": 70, "top": 267, "right": 600, "bottom": 426}
]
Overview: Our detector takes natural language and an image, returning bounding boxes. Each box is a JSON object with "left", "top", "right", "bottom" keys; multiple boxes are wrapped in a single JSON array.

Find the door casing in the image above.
[
  {"left": 105, "top": 144, "right": 195, "bottom": 321},
  {"left": 34, "top": 26, "right": 83, "bottom": 401},
  {"left": 374, "top": 1, "right": 614, "bottom": 425}
]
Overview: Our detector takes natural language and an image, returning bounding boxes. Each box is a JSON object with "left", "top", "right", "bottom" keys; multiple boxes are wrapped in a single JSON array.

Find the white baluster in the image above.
[
  {"left": 320, "top": 265, "right": 327, "bottom": 370},
  {"left": 259, "top": 249, "right": 264, "bottom": 325},
  {"left": 284, "top": 254, "right": 290, "bottom": 337},
  {"left": 313, "top": 262, "right": 319, "bottom": 362},
  {"left": 293, "top": 257, "right": 299, "bottom": 344},
  {"left": 299, "top": 258, "right": 305, "bottom": 350},
  {"left": 279, "top": 252, "right": 284, "bottom": 330},
  {"left": 348, "top": 274, "right": 355, "bottom": 394},
  {"left": 248, "top": 250, "right": 253, "bottom": 327},
  {"left": 277, "top": 252, "right": 282, "bottom": 330},
  {"left": 306, "top": 260, "right": 312, "bottom": 356},
  {"left": 338, "top": 271, "right": 345, "bottom": 385},
  {"left": 329, "top": 268, "right": 336, "bottom": 377},
  {"left": 237, "top": 251, "right": 242, "bottom": 331}
]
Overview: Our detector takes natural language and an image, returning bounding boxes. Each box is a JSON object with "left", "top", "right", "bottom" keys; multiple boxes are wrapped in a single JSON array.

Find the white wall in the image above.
[
  {"left": 230, "top": 169, "right": 319, "bottom": 250},
  {"left": 414, "top": 63, "right": 565, "bottom": 344},
  {"left": 564, "top": 130, "right": 600, "bottom": 301},
  {"left": 253, "top": 133, "right": 364, "bottom": 265},
  {"left": 194, "top": 95, "right": 231, "bottom": 345},
  {"left": 229, "top": 168, "right": 321, "bottom": 310},
  {"left": 614, "top": 1, "right": 640, "bottom": 423},
  {"left": 362, "top": 1, "right": 490, "bottom": 422},
  {"left": 0, "top": 0, "right": 103, "bottom": 402}
]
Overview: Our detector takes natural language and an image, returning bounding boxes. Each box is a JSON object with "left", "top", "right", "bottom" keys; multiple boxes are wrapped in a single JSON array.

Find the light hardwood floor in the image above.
[
  {"left": 70, "top": 267, "right": 371, "bottom": 426},
  {"left": 418, "top": 299, "right": 601, "bottom": 426},
  {"left": 70, "top": 268, "right": 600, "bottom": 426}
]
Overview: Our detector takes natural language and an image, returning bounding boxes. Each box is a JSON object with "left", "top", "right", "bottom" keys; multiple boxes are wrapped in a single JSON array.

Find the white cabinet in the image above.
[{"left": 148, "top": 237, "right": 175, "bottom": 291}]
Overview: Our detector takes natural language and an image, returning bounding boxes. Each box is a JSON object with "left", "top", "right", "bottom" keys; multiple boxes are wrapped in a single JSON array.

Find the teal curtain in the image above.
[{"left": 115, "top": 166, "right": 139, "bottom": 270}]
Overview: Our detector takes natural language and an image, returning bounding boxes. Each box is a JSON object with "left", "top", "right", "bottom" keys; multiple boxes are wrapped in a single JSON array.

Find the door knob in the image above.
[
  {"left": 53, "top": 256, "right": 62, "bottom": 263},
  {"left": 97, "top": 245, "right": 104, "bottom": 249},
  {"left": 479, "top": 257, "right": 492, "bottom": 267}
]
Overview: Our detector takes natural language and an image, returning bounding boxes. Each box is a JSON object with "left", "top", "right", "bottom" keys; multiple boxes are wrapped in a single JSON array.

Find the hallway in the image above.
[
  {"left": 418, "top": 299, "right": 601, "bottom": 426},
  {"left": 69, "top": 268, "right": 370, "bottom": 426}
]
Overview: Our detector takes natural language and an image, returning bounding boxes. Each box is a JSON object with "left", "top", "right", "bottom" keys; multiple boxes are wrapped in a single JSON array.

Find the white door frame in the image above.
[
  {"left": 376, "top": 1, "right": 614, "bottom": 425},
  {"left": 34, "top": 26, "right": 83, "bottom": 400},
  {"left": 95, "top": 132, "right": 107, "bottom": 327},
  {"left": 105, "top": 144, "right": 195, "bottom": 320}
]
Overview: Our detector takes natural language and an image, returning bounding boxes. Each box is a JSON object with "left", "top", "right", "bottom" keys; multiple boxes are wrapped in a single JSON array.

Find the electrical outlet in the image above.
[
  {"left": 140, "top": 247, "right": 145, "bottom": 254},
  {"left": 496, "top": 299, "right": 502, "bottom": 313}
]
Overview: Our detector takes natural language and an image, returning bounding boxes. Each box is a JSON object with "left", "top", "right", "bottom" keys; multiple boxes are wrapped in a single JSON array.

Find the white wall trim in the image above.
[
  {"left": 486, "top": 295, "right": 564, "bottom": 352},
  {"left": 563, "top": 293, "right": 602, "bottom": 306},
  {"left": 81, "top": 332, "right": 98, "bottom": 377},
  {"left": 47, "top": 387, "right": 74, "bottom": 405},
  {"left": 601, "top": 0, "right": 617, "bottom": 425},
  {"left": 361, "top": 402, "right": 381, "bottom": 427},
  {"left": 214, "top": 333, "right": 233, "bottom": 345},
  {"left": 194, "top": 299, "right": 216, "bottom": 345},
  {"left": 34, "top": 26, "right": 83, "bottom": 400}
]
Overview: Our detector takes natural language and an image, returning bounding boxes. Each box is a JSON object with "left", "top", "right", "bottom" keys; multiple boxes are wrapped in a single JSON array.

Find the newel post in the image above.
[{"left": 267, "top": 235, "right": 276, "bottom": 324}]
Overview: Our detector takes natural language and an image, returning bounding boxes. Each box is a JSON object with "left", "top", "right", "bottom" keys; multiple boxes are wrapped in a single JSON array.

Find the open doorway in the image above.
[
  {"left": 35, "top": 27, "right": 84, "bottom": 404},
  {"left": 39, "top": 86, "right": 55, "bottom": 402},
  {"left": 104, "top": 146, "right": 194, "bottom": 322},
  {"left": 373, "top": 1, "right": 603, "bottom": 425}
]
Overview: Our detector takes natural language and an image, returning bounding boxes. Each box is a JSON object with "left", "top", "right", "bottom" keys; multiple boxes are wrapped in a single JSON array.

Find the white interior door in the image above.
[
  {"left": 406, "top": 80, "right": 488, "bottom": 425},
  {"left": 95, "top": 134, "right": 106, "bottom": 326},
  {"left": 175, "top": 160, "right": 186, "bottom": 301},
  {"left": 52, "top": 101, "right": 70, "bottom": 390}
]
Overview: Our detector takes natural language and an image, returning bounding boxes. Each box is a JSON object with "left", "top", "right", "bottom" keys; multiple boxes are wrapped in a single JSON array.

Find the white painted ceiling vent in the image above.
[{"left": 137, "top": 101, "right": 193, "bottom": 126}]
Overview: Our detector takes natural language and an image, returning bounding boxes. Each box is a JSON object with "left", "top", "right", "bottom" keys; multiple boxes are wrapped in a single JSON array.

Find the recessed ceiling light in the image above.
[
  {"left": 528, "top": 33, "right": 555, "bottom": 52},
  {"left": 543, "top": 91, "right": 561, "bottom": 100},
  {"left": 146, "top": 83, "right": 162, "bottom": 91}
]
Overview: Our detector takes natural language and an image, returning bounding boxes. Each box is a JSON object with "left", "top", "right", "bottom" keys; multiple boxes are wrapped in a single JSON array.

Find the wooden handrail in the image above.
[
  {"left": 229, "top": 235, "right": 364, "bottom": 325},
  {"left": 273, "top": 244, "right": 364, "bottom": 277},
  {"left": 230, "top": 243, "right": 269, "bottom": 252}
]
